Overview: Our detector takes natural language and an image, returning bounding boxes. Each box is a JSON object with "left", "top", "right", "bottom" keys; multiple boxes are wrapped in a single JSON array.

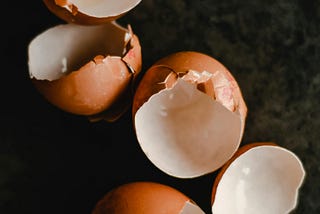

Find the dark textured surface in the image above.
[{"left": 1, "top": 0, "right": 319, "bottom": 213}]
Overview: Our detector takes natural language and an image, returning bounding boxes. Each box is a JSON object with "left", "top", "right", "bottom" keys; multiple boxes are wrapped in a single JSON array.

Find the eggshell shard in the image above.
[
  {"left": 43, "top": 0, "right": 142, "bottom": 25},
  {"left": 28, "top": 21, "right": 142, "bottom": 121},
  {"left": 91, "top": 181, "right": 205, "bottom": 214},
  {"left": 211, "top": 143, "right": 306, "bottom": 214},
  {"left": 132, "top": 51, "right": 247, "bottom": 178}
]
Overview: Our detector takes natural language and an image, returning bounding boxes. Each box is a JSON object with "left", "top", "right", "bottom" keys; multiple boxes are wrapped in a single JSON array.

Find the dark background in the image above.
[{"left": 1, "top": 0, "right": 319, "bottom": 213}]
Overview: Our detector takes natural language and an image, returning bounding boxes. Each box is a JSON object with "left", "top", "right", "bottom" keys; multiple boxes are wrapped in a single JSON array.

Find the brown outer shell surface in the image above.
[
  {"left": 31, "top": 25, "right": 142, "bottom": 117},
  {"left": 32, "top": 57, "right": 128, "bottom": 116},
  {"left": 132, "top": 51, "right": 247, "bottom": 123},
  {"left": 43, "top": 0, "right": 140, "bottom": 25},
  {"left": 88, "top": 33, "right": 142, "bottom": 121},
  {"left": 91, "top": 181, "right": 191, "bottom": 214}
]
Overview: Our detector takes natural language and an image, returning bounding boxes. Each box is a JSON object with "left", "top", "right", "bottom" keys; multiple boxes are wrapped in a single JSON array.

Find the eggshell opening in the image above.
[
  {"left": 91, "top": 181, "right": 204, "bottom": 214},
  {"left": 211, "top": 143, "right": 306, "bottom": 214},
  {"left": 29, "top": 21, "right": 131, "bottom": 81},
  {"left": 28, "top": 21, "right": 142, "bottom": 117},
  {"left": 133, "top": 51, "right": 247, "bottom": 178},
  {"left": 43, "top": 0, "right": 142, "bottom": 25},
  {"left": 135, "top": 79, "right": 242, "bottom": 178}
]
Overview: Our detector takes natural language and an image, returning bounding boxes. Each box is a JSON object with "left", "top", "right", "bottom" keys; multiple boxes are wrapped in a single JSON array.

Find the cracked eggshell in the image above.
[
  {"left": 43, "top": 0, "right": 142, "bottom": 25},
  {"left": 211, "top": 142, "right": 306, "bottom": 214},
  {"left": 132, "top": 51, "right": 247, "bottom": 178},
  {"left": 28, "top": 21, "right": 142, "bottom": 122},
  {"left": 91, "top": 181, "right": 205, "bottom": 214}
]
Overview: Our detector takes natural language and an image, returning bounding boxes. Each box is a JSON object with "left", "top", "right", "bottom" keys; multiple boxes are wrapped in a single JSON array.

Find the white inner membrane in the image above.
[
  {"left": 211, "top": 146, "right": 305, "bottom": 214},
  {"left": 28, "top": 22, "right": 127, "bottom": 81},
  {"left": 69, "top": 0, "right": 141, "bottom": 17},
  {"left": 135, "top": 79, "right": 242, "bottom": 178},
  {"left": 180, "top": 201, "right": 205, "bottom": 214}
]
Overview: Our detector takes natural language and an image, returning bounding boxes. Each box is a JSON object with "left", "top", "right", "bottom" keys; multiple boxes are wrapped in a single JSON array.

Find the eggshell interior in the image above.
[
  {"left": 43, "top": 0, "right": 142, "bottom": 25},
  {"left": 65, "top": 0, "right": 142, "bottom": 17},
  {"left": 180, "top": 201, "right": 206, "bottom": 214},
  {"left": 91, "top": 181, "right": 204, "bottom": 214},
  {"left": 28, "top": 21, "right": 128, "bottom": 81},
  {"left": 133, "top": 51, "right": 247, "bottom": 178},
  {"left": 211, "top": 145, "right": 306, "bottom": 214},
  {"left": 135, "top": 78, "right": 242, "bottom": 178}
]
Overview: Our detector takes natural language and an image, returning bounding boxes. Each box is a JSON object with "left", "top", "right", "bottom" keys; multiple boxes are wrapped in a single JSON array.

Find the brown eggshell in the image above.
[
  {"left": 91, "top": 181, "right": 204, "bottom": 214},
  {"left": 43, "top": 0, "right": 142, "bottom": 25},
  {"left": 132, "top": 51, "right": 247, "bottom": 178},
  {"left": 211, "top": 142, "right": 306, "bottom": 214},
  {"left": 132, "top": 51, "right": 247, "bottom": 123},
  {"left": 28, "top": 21, "right": 142, "bottom": 121}
]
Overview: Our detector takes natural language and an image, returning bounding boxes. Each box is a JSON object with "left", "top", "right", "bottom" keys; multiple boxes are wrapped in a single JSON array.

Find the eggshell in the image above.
[
  {"left": 91, "top": 181, "right": 205, "bottom": 214},
  {"left": 211, "top": 142, "right": 306, "bottom": 214},
  {"left": 28, "top": 21, "right": 142, "bottom": 121},
  {"left": 43, "top": 0, "right": 142, "bottom": 25},
  {"left": 132, "top": 51, "right": 247, "bottom": 178}
]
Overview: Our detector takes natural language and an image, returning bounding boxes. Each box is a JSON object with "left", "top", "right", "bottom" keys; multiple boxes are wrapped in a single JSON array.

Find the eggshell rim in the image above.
[
  {"left": 43, "top": 0, "right": 142, "bottom": 25},
  {"left": 211, "top": 142, "right": 306, "bottom": 213}
]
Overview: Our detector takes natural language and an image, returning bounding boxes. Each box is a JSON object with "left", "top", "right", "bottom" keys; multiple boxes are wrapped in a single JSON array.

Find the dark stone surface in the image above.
[{"left": 1, "top": 0, "right": 319, "bottom": 213}]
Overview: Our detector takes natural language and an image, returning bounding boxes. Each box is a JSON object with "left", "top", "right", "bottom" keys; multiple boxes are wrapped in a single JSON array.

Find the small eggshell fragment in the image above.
[
  {"left": 91, "top": 181, "right": 205, "bottom": 214},
  {"left": 211, "top": 142, "right": 306, "bottom": 214},
  {"left": 132, "top": 51, "right": 247, "bottom": 178},
  {"left": 43, "top": 0, "right": 142, "bottom": 25},
  {"left": 28, "top": 21, "right": 142, "bottom": 121}
]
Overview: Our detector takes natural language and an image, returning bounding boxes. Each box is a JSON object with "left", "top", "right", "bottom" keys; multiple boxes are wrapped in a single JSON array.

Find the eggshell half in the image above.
[
  {"left": 43, "top": 0, "right": 142, "bottom": 25},
  {"left": 28, "top": 21, "right": 142, "bottom": 121},
  {"left": 91, "top": 181, "right": 205, "bottom": 214},
  {"left": 211, "top": 142, "right": 306, "bottom": 214},
  {"left": 132, "top": 51, "right": 247, "bottom": 178}
]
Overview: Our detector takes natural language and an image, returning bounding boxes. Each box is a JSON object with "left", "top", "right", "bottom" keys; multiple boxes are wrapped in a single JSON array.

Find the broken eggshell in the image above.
[
  {"left": 28, "top": 21, "right": 142, "bottom": 122},
  {"left": 211, "top": 142, "right": 306, "bottom": 214},
  {"left": 91, "top": 181, "right": 205, "bottom": 214},
  {"left": 132, "top": 51, "right": 247, "bottom": 178},
  {"left": 43, "top": 0, "right": 142, "bottom": 25}
]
